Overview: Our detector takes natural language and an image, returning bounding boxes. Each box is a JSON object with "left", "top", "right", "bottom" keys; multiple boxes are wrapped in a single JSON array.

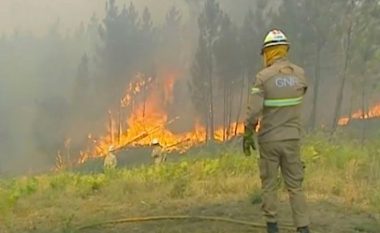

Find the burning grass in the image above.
[
  {"left": 1, "top": 134, "right": 380, "bottom": 232},
  {"left": 338, "top": 105, "right": 380, "bottom": 126}
]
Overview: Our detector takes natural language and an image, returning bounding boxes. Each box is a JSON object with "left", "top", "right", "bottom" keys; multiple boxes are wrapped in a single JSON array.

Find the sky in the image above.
[
  {"left": 0, "top": 0, "right": 273, "bottom": 36},
  {"left": 0, "top": 0, "right": 183, "bottom": 36}
]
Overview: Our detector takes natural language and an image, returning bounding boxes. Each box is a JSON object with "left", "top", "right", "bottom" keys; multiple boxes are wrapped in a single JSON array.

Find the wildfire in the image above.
[
  {"left": 78, "top": 72, "right": 244, "bottom": 163},
  {"left": 338, "top": 105, "right": 380, "bottom": 126},
  {"left": 75, "top": 81, "right": 380, "bottom": 163}
]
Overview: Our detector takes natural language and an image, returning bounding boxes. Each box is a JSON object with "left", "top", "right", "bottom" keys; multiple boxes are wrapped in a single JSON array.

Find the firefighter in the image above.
[
  {"left": 244, "top": 29, "right": 310, "bottom": 233},
  {"left": 103, "top": 145, "right": 117, "bottom": 171},
  {"left": 151, "top": 139, "right": 166, "bottom": 165}
]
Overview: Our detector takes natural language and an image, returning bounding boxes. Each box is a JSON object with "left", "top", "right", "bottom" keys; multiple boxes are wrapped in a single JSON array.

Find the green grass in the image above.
[{"left": 0, "top": 133, "right": 379, "bottom": 232}]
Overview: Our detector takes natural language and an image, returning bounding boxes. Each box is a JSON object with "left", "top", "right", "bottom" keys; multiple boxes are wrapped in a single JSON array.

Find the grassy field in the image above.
[{"left": 0, "top": 133, "right": 380, "bottom": 233}]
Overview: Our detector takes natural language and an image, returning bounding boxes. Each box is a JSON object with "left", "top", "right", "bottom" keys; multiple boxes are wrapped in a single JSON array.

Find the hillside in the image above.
[{"left": 0, "top": 135, "right": 379, "bottom": 233}]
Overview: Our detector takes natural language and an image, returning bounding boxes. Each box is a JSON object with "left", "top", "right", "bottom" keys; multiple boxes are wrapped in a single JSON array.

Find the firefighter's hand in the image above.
[
  {"left": 243, "top": 125, "right": 256, "bottom": 156},
  {"left": 243, "top": 136, "right": 252, "bottom": 156}
]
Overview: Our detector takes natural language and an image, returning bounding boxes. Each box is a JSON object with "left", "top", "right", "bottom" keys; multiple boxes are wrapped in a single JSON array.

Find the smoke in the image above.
[
  {"left": 1, "top": 0, "right": 369, "bottom": 175},
  {"left": 0, "top": 0, "right": 184, "bottom": 35},
  {"left": 0, "top": 0, "right": 196, "bottom": 175},
  {"left": 0, "top": 0, "right": 281, "bottom": 175}
]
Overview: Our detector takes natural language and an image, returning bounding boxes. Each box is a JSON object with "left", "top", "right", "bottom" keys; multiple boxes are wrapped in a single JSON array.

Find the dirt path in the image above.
[{"left": 76, "top": 199, "right": 379, "bottom": 233}]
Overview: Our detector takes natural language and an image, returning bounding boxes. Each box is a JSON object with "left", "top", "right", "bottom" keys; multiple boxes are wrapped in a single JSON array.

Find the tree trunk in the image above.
[
  {"left": 142, "top": 84, "right": 147, "bottom": 118},
  {"left": 118, "top": 104, "right": 122, "bottom": 144},
  {"left": 65, "top": 140, "right": 71, "bottom": 170},
  {"left": 223, "top": 80, "right": 227, "bottom": 141},
  {"left": 331, "top": 3, "right": 354, "bottom": 135},
  {"left": 310, "top": 41, "right": 322, "bottom": 130},
  {"left": 235, "top": 72, "right": 246, "bottom": 135},
  {"left": 360, "top": 71, "right": 368, "bottom": 147},
  {"left": 227, "top": 84, "right": 233, "bottom": 139},
  {"left": 348, "top": 85, "right": 355, "bottom": 122},
  {"left": 208, "top": 51, "right": 215, "bottom": 141},
  {"left": 204, "top": 105, "right": 209, "bottom": 142},
  {"left": 360, "top": 87, "right": 366, "bottom": 147},
  {"left": 109, "top": 110, "right": 114, "bottom": 144},
  {"left": 209, "top": 87, "right": 215, "bottom": 141}
]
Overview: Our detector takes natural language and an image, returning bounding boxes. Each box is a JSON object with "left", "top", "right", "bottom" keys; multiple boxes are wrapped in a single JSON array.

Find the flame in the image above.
[
  {"left": 338, "top": 105, "right": 380, "bottom": 126},
  {"left": 78, "top": 72, "right": 244, "bottom": 163},
  {"left": 214, "top": 122, "right": 245, "bottom": 141},
  {"left": 163, "top": 71, "right": 176, "bottom": 105},
  {"left": 121, "top": 73, "right": 153, "bottom": 107}
]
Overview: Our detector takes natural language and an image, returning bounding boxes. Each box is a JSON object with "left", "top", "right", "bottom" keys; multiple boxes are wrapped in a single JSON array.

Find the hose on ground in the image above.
[{"left": 77, "top": 215, "right": 296, "bottom": 231}]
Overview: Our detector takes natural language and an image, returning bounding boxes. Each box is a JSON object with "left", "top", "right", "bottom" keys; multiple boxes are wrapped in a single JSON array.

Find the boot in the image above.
[
  {"left": 297, "top": 226, "right": 310, "bottom": 233},
  {"left": 267, "top": 222, "right": 279, "bottom": 233}
]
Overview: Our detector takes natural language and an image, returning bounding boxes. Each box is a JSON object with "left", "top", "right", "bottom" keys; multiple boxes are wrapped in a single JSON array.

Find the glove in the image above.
[{"left": 243, "top": 124, "right": 256, "bottom": 156}]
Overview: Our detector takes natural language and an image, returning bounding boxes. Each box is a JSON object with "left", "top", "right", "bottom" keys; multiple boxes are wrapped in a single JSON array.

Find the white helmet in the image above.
[
  {"left": 261, "top": 29, "right": 290, "bottom": 54},
  {"left": 151, "top": 138, "right": 159, "bottom": 145}
]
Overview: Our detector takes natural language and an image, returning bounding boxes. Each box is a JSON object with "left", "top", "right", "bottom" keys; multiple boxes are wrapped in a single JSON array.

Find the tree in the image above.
[
  {"left": 184, "top": 0, "right": 204, "bottom": 18},
  {"left": 340, "top": 0, "right": 380, "bottom": 143},
  {"left": 96, "top": 1, "right": 162, "bottom": 117},
  {"left": 160, "top": 6, "right": 187, "bottom": 117},
  {"left": 98, "top": 1, "right": 141, "bottom": 98},
  {"left": 70, "top": 52, "right": 90, "bottom": 120},
  {"left": 273, "top": 0, "right": 342, "bottom": 130},
  {"left": 331, "top": 0, "right": 357, "bottom": 134},
  {"left": 34, "top": 96, "right": 70, "bottom": 163},
  {"left": 161, "top": 5, "right": 183, "bottom": 67},
  {"left": 98, "top": 0, "right": 123, "bottom": 89},
  {"left": 190, "top": 0, "right": 223, "bottom": 141},
  {"left": 238, "top": 3, "right": 268, "bottom": 134},
  {"left": 214, "top": 13, "right": 241, "bottom": 140},
  {"left": 84, "top": 14, "right": 101, "bottom": 60},
  {"left": 240, "top": 6, "right": 265, "bottom": 80},
  {"left": 189, "top": 35, "right": 210, "bottom": 140},
  {"left": 139, "top": 7, "right": 156, "bottom": 75}
]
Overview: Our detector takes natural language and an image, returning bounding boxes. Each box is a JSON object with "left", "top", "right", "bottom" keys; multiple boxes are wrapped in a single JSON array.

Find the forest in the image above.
[{"left": 0, "top": 0, "right": 379, "bottom": 173}]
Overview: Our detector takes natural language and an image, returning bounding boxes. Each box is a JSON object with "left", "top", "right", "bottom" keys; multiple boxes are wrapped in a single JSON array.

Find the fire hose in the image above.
[{"left": 76, "top": 215, "right": 302, "bottom": 232}]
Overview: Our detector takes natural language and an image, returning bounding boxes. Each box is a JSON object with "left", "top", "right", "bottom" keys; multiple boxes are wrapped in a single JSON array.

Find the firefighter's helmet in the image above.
[
  {"left": 261, "top": 29, "right": 290, "bottom": 54},
  {"left": 151, "top": 138, "right": 159, "bottom": 145}
]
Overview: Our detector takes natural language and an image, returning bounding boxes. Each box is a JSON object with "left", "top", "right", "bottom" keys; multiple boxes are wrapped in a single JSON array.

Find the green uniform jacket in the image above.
[{"left": 246, "top": 58, "right": 308, "bottom": 142}]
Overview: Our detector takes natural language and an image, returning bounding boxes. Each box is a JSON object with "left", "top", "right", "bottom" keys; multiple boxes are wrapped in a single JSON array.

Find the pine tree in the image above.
[
  {"left": 214, "top": 13, "right": 241, "bottom": 140},
  {"left": 190, "top": 0, "right": 223, "bottom": 141}
]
